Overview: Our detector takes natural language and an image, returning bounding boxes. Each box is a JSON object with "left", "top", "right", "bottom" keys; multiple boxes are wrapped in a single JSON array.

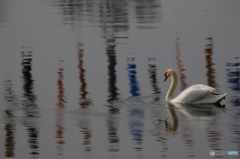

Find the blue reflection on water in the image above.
[
  {"left": 226, "top": 61, "right": 240, "bottom": 106},
  {"left": 229, "top": 123, "right": 240, "bottom": 151},
  {"left": 226, "top": 63, "right": 239, "bottom": 92},
  {"left": 127, "top": 63, "right": 141, "bottom": 97},
  {"left": 226, "top": 60, "right": 240, "bottom": 150},
  {"left": 127, "top": 57, "right": 144, "bottom": 151}
]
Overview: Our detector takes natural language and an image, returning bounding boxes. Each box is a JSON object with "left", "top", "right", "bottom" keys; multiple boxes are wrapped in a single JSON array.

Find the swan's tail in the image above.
[{"left": 214, "top": 93, "right": 227, "bottom": 104}]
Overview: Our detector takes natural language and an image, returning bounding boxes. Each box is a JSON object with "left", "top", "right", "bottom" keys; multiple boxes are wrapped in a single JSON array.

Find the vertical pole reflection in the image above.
[
  {"left": 206, "top": 120, "right": 222, "bottom": 152},
  {"left": 99, "top": 0, "right": 129, "bottom": 36},
  {"left": 127, "top": 58, "right": 141, "bottom": 97},
  {"left": 204, "top": 37, "right": 222, "bottom": 152},
  {"left": 106, "top": 39, "right": 119, "bottom": 104},
  {"left": 148, "top": 57, "right": 161, "bottom": 94},
  {"left": 127, "top": 57, "right": 144, "bottom": 151},
  {"left": 147, "top": 55, "right": 167, "bottom": 157},
  {"left": 106, "top": 38, "right": 120, "bottom": 152},
  {"left": 99, "top": 0, "right": 129, "bottom": 153},
  {"left": 21, "top": 48, "right": 39, "bottom": 156},
  {"left": 3, "top": 79, "right": 17, "bottom": 157},
  {"left": 175, "top": 37, "right": 195, "bottom": 157},
  {"left": 77, "top": 43, "right": 92, "bottom": 108},
  {"left": 55, "top": 61, "right": 66, "bottom": 156},
  {"left": 134, "top": 0, "right": 161, "bottom": 26},
  {"left": 175, "top": 37, "right": 187, "bottom": 91},
  {"left": 77, "top": 43, "right": 92, "bottom": 153},
  {"left": 4, "top": 110, "right": 15, "bottom": 157},
  {"left": 205, "top": 37, "right": 218, "bottom": 87},
  {"left": 226, "top": 58, "right": 240, "bottom": 150},
  {"left": 226, "top": 59, "right": 240, "bottom": 106}
]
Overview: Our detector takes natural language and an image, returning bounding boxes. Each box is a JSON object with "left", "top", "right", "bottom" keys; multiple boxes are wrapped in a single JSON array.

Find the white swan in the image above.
[{"left": 164, "top": 69, "right": 227, "bottom": 104}]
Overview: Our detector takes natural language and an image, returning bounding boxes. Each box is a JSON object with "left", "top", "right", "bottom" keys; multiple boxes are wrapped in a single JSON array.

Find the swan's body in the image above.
[{"left": 164, "top": 69, "right": 227, "bottom": 104}]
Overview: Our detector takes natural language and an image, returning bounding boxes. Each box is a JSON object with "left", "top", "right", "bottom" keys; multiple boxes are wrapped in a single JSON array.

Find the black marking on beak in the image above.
[{"left": 164, "top": 72, "right": 168, "bottom": 82}]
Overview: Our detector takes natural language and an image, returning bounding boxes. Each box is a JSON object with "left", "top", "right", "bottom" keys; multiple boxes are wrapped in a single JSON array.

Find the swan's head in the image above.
[{"left": 164, "top": 69, "right": 174, "bottom": 82}]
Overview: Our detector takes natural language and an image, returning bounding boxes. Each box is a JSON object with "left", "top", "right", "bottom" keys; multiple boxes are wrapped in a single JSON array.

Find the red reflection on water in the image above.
[
  {"left": 204, "top": 37, "right": 221, "bottom": 151},
  {"left": 175, "top": 37, "right": 187, "bottom": 90},
  {"left": 55, "top": 65, "right": 66, "bottom": 155},
  {"left": 77, "top": 43, "right": 92, "bottom": 152},
  {"left": 76, "top": 121, "right": 92, "bottom": 152},
  {"left": 56, "top": 112, "right": 65, "bottom": 145},
  {"left": 205, "top": 37, "right": 218, "bottom": 87},
  {"left": 175, "top": 38, "right": 194, "bottom": 157},
  {"left": 57, "top": 68, "right": 66, "bottom": 108},
  {"left": 206, "top": 119, "right": 221, "bottom": 151},
  {"left": 77, "top": 44, "right": 92, "bottom": 108}
]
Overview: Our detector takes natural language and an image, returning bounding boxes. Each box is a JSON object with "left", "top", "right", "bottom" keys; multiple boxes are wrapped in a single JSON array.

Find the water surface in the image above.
[{"left": 0, "top": 0, "right": 240, "bottom": 158}]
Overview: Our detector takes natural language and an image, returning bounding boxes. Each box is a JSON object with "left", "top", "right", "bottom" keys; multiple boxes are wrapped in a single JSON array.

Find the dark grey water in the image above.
[{"left": 0, "top": 0, "right": 240, "bottom": 158}]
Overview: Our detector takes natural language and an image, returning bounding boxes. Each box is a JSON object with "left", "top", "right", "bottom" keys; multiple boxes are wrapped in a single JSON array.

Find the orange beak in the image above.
[{"left": 164, "top": 73, "right": 168, "bottom": 82}]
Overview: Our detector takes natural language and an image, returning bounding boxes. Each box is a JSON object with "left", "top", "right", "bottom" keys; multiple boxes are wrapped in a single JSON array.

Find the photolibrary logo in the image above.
[
  {"left": 210, "top": 150, "right": 215, "bottom": 156},
  {"left": 210, "top": 150, "right": 239, "bottom": 156}
]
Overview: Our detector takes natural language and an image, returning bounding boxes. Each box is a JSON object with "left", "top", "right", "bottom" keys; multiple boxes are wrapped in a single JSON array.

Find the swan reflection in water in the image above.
[{"left": 165, "top": 102, "right": 226, "bottom": 135}]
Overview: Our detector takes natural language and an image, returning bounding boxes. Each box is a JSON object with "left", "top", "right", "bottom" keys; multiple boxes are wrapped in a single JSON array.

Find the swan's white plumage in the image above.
[
  {"left": 164, "top": 69, "right": 227, "bottom": 104},
  {"left": 171, "top": 84, "right": 226, "bottom": 104}
]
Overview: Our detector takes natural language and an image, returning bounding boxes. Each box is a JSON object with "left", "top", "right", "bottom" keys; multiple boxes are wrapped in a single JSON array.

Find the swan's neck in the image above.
[{"left": 166, "top": 71, "right": 178, "bottom": 102}]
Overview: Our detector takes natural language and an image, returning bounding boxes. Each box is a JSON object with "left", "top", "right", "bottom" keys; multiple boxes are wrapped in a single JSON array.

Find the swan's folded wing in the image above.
[{"left": 173, "top": 84, "right": 216, "bottom": 103}]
